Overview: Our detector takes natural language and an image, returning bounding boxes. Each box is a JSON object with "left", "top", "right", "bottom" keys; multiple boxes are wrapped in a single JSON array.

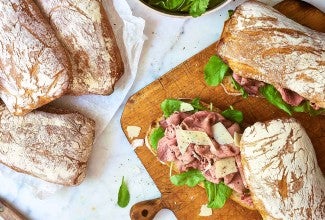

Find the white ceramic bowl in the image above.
[{"left": 138, "top": 0, "right": 233, "bottom": 18}]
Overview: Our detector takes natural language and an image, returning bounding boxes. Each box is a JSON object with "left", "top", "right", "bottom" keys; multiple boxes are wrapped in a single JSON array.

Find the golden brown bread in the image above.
[
  {"left": 0, "top": 0, "right": 71, "bottom": 116},
  {"left": 241, "top": 118, "right": 325, "bottom": 219},
  {"left": 0, "top": 103, "right": 95, "bottom": 186},
  {"left": 217, "top": 1, "right": 325, "bottom": 108},
  {"left": 35, "top": 0, "right": 124, "bottom": 95}
]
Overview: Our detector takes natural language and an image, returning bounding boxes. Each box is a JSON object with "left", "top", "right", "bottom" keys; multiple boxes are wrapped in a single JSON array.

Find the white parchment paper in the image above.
[{"left": 0, "top": 0, "right": 145, "bottom": 198}]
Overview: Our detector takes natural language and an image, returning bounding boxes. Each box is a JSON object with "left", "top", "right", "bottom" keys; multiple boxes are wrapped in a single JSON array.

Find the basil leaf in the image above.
[
  {"left": 149, "top": 127, "right": 165, "bottom": 151},
  {"left": 204, "top": 55, "right": 229, "bottom": 86},
  {"left": 292, "top": 101, "right": 325, "bottom": 116},
  {"left": 259, "top": 85, "right": 292, "bottom": 115},
  {"left": 191, "top": 98, "right": 207, "bottom": 111},
  {"left": 228, "top": 9, "right": 234, "bottom": 17},
  {"left": 117, "top": 177, "right": 130, "bottom": 208},
  {"left": 170, "top": 169, "right": 205, "bottom": 187},
  {"left": 189, "top": 0, "right": 210, "bottom": 17},
  {"left": 204, "top": 181, "right": 232, "bottom": 209},
  {"left": 231, "top": 77, "right": 248, "bottom": 98},
  {"left": 161, "top": 99, "right": 182, "bottom": 117},
  {"left": 222, "top": 106, "right": 243, "bottom": 123}
]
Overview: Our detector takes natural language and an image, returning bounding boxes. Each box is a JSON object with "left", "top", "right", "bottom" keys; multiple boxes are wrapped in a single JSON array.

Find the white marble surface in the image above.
[{"left": 1, "top": 0, "right": 324, "bottom": 219}]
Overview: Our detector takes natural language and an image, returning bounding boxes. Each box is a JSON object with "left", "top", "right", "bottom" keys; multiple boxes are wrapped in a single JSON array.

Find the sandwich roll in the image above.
[
  {"left": 216, "top": 1, "right": 325, "bottom": 110},
  {"left": 241, "top": 118, "right": 325, "bottom": 219}
]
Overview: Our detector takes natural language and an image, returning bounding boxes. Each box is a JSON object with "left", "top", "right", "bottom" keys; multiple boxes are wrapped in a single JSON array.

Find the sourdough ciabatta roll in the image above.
[
  {"left": 35, "top": 0, "right": 124, "bottom": 95},
  {"left": 241, "top": 118, "right": 325, "bottom": 219},
  {"left": 0, "top": 103, "right": 95, "bottom": 186},
  {"left": 0, "top": 0, "right": 70, "bottom": 116},
  {"left": 216, "top": 1, "right": 325, "bottom": 110}
]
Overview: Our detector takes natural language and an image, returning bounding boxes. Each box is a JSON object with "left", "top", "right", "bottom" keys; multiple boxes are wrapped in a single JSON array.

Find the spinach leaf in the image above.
[
  {"left": 204, "top": 55, "right": 229, "bottom": 86},
  {"left": 292, "top": 101, "right": 325, "bottom": 116},
  {"left": 189, "top": 0, "right": 210, "bottom": 17},
  {"left": 231, "top": 77, "right": 248, "bottom": 98},
  {"left": 204, "top": 181, "right": 232, "bottom": 209},
  {"left": 221, "top": 106, "right": 243, "bottom": 123},
  {"left": 149, "top": 126, "right": 165, "bottom": 151},
  {"left": 259, "top": 85, "right": 292, "bottom": 115},
  {"left": 161, "top": 99, "right": 183, "bottom": 117},
  {"left": 170, "top": 169, "right": 205, "bottom": 187},
  {"left": 191, "top": 97, "right": 207, "bottom": 111},
  {"left": 117, "top": 177, "right": 130, "bottom": 208}
]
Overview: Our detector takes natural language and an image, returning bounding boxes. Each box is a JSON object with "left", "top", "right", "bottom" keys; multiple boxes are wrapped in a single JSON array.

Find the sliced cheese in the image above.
[
  {"left": 126, "top": 126, "right": 141, "bottom": 139},
  {"left": 180, "top": 102, "right": 194, "bottom": 112},
  {"left": 234, "top": 132, "right": 242, "bottom": 147},
  {"left": 175, "top": 129, "right": 212, "bottom": 154},
  {"left": 199, "top": 204, "right": 212, "bottom": 216},
  {"left": 212, "top": 122, "right": 234, "bottom": 145},
  {"left": 215, "top": 157, "right": 238, "bottom": 179}
]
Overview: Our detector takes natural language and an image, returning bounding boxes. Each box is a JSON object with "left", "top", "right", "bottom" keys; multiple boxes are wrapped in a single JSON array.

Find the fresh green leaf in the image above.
[
  {"left": 204, "top": 181, "right": 232, "bottom": 209},
  {"left": 259, "top": 85, "right": 292, "bottom": 115},
  {"left": 228, "top": 9, "right": 234, "bottom": 17},
  {"left": 231, "top": 77, "right": 248, "bottom": 98},
  {"left": 148, "top": 0, "right": 184, "bottom": 10},
  {"left": 189, "top": 0, "right": 210, "bottom": 17},
  {"left": 170, "top": 169, "right": 205, "bottom": 187},
  {"left": 292, "top": 101, "right": 325, "bottom": 116},
  {"left": 222, "top": 107, "right": 244, "bottom": 123},
  {"left": 191, "top": 98, "right": 207, "bottom": 111},
  {"left": 117, "top": 177, "right": 130, "bottom": 208},
  {"left": 204, "top": 55, "right": 229, "bottom": 86},
  {"left": 161, "top": 99, "right": 182, "bottom": 117},
  {"left": 149, "top": 127, "right": 165, "bottom": 151}
]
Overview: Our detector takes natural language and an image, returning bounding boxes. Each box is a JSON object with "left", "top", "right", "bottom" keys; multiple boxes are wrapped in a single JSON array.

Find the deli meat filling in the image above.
[{"left": 157, "top": 111, "right": 252, "bottom": 205}]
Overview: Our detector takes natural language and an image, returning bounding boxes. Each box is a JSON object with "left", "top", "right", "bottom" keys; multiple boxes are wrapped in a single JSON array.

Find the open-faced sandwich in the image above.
[
  {"left": 204, "top": 1, "right": 325, "bottom": 115},
  {"left": 146, "top": 98, "right": 324, "bottom": 219}
]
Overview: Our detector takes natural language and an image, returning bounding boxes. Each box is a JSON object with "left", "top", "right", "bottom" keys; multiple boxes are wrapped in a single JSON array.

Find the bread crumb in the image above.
[{"left": 127, "top": 126, "right": 141, "bottom": 139}]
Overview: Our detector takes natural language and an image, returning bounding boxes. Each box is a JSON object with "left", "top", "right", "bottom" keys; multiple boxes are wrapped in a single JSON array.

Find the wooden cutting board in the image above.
[{"left": 121, "top": 1, "right": 325, "bottom": 219}]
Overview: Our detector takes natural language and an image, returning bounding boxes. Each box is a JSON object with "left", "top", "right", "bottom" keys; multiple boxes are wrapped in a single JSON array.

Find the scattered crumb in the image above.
[
  {"left": 132, "top": 139, "right": 144, "bottom": 149},
  {"left": 199, "top": 204, "right": 212, "bottom": 217},
  {"left": 127, "top": 126, "right": 141, "bottom": 139}
]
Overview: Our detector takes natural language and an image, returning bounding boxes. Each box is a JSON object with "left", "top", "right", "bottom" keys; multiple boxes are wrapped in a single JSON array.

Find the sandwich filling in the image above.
[{"left": 156, "top": 110, "right": 252, "bottom": 207}]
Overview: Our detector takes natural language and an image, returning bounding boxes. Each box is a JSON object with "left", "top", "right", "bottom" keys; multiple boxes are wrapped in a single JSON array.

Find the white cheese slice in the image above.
[
  {"left": 234, "top": 132, "right": 242, "bottom": 147},
  {"left": 127, "top": 126, "right": 141, "bottom": 139},
  {"left": 199, "top": 204, "right": 212, "bottom": 216},
  {"left": 212, "top": 122, "right": 234, "bottom": 145},
  {"left": 175, "top": 129, "right": 212, "bottom": 154},
  {"left": 131, "top": 139, "right": 144, "bottom": 149},
  {"left": 180, "top": 102, "right": 194, "bottom": 112},
  {"left": 215, "top": 157, "right": 238, "bottom": 178}
]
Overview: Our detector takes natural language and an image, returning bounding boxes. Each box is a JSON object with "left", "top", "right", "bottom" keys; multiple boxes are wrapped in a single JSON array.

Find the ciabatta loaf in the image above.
[
  {"left": 35, "top": 0, "right": 124, "bottom": 95},
  {"left": 240, "top": 118, "right": 325, "bottom": 219},
  {"left": 0, "top": 0, "right": 71, "bottom": 116},
  {"left": 217, "top": 1, "right": 325, "bottom": 108},
  {"left": 0, "top": 103, "right": 95, "bottom": 186}
]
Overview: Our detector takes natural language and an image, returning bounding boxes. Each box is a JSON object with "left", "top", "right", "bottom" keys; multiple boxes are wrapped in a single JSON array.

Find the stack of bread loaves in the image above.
[{"left": 0, "top": 0, "right": 124, "bottom": 186}]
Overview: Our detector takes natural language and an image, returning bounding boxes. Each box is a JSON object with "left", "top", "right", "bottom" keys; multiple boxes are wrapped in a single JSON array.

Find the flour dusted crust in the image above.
[
  {"left": 240, "top": 118, "right": 325, "bottom": 219},
  {"left": 0, "top": 0, "right": 70, "bottom": 116},
  {"left": 217, "top": 1, "right": 325, "bottom": 108},
  {"left": 35, "top": 0, "right": 124, "bottom": 95},
  {"left": 0, "top": 103, "right": 95, "bottom": 186}
]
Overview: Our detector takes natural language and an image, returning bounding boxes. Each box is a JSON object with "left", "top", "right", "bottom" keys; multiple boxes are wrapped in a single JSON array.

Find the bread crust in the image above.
[
  {"left": 240, "top": 118, "right": 325, "bottom": 219},
  {"left": 145, "top": 99, "right": 256, "bottom": 210},
  {"left": 0, "top": 103, "right": 95, "bottom": 186},
  {"left": 0, "top": 0, "right": 71, "bottom": 116},
  {"left": 217, "top": 1, "right": 325, "bottom": 108},
  {"left": 35, "top": 0, "right": 124, "bottom": 95}
]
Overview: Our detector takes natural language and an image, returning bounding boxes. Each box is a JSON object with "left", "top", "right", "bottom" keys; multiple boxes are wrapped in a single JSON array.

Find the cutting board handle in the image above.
[
  {"left": 130, "top": 198, "right": 164, "bottom": 220},
  {"left": 0, "top": 199, "right": 26, "bottom": 220}
]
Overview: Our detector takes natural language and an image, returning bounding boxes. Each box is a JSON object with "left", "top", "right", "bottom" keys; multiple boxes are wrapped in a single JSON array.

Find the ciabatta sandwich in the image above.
[
  {"left": 205, "top": 1, "right": 325, "bottom": 115},
  {"left": 146, "top": 98, "right": 324, "bottom": 218}
]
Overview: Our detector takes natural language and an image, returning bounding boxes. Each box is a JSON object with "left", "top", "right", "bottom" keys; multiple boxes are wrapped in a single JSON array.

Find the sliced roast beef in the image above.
[
  {"left": 157, "top": 110, "right": 250, "bottom": 199},
  {"left": 232, "top": 73, "right": 265, "bottom": 95},
  {"left": 277, "top": 88, "right": 305, "bottom": 106}
]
